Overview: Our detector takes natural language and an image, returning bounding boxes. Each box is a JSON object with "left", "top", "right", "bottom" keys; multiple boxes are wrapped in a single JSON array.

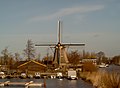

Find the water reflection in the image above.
[
  {"left": 0, "top": 78, "right": 93, "bottom": 88},
  {"left": 56, "top": 79, "right": 78, "bottom": 88},
  {"left": 0, "top": 78, "right": 94, "bottom": 88},
  {"left": 99, "top": 64, "right": 120, "bottom": 74},
  {"left": 46, "top": 79, "right": 93, "bottom": 88}
]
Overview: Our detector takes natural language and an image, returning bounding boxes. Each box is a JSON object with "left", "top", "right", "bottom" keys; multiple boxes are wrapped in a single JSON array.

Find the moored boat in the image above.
[{"left": 0, "top": 72, "right": 6, "bottom": 79}]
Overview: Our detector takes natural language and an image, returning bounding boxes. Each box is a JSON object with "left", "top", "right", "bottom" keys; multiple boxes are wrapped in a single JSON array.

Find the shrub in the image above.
[{"left": 82, "top": 61, "right": 98, "bottom": 72}]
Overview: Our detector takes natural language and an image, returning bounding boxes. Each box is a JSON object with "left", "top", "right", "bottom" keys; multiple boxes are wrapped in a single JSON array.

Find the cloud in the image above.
[
  {"left": 93, "top": 34, "right": 100, "bottom": 38},
  {"left": 29, "top": 5, "right": 104, "bottom": 22}
]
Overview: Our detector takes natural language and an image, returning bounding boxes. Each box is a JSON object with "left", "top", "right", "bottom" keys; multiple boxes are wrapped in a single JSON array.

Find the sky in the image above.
[{"left": 0, "top": 0, "right": 120, "bottom": 58}]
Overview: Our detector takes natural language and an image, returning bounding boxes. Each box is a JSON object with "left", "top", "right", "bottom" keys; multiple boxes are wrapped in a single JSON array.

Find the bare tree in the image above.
[
  {"left": 67, "top": 50, "right": 81, "bottom": 66},
  {"left": 1, "top": 47, "right": 10, "bottom": 65},
  {"left": 24, "top": 39, "right": 35, "bottom": 61},
  {"left": 90, "top": 52, "right": 96, "bottom": 59},
  {"left": 96, "top": 51, "right": 105, "bottom": 64},
  {"left": 112, "top": 55, "right": 120, "bottom": 65},
  {"left": 1, "top": 47, "right": 15, "bottom": 73},
  {"left": 15, "top": 53, "right": 21, "bottom": 62},
  {"left": 35, "top": 53, "right": 41, "bottom": 61}
]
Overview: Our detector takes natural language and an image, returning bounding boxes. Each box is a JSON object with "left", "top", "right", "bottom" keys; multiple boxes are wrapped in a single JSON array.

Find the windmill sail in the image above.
[
  {"left": 58, "top": 20, "right": 61, "bottom": 43},
  {"left": 35, "top": 21, "right": 85, "bottom": 67},
  {"left": 35, "top": 44, "right": 56, "bottom": 46}
]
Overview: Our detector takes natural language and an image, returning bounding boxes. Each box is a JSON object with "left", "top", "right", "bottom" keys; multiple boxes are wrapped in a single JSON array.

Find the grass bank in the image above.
[{"left": 79, "top": 71, "right": 120, "bottom": 88}]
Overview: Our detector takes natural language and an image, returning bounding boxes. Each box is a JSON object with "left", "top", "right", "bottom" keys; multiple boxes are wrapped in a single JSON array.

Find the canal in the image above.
[
  {"left": 99, "top": 64, "right": 120, "bottom": 73},
  {"left": 0, "top": 65, "right": 119, "bottom": 88},
  {"left": 0, "top": 78, "right": 93, "bottom": 88}
]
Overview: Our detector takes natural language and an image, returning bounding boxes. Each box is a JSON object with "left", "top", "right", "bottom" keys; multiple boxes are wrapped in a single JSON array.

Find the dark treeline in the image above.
[{"left": 0, "top": 39, "right": 119, "bottom": 66}]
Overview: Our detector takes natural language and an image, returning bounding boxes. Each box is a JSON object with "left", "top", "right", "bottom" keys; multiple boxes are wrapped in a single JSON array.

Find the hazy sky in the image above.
[{"left": 0, "top": 0, "right": 120, "bottom": 57}]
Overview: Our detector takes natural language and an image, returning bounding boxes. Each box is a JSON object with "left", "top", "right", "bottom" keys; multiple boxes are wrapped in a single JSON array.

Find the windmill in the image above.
[{"left": 35, "top": 21, "right": 85, "bottom": 68}]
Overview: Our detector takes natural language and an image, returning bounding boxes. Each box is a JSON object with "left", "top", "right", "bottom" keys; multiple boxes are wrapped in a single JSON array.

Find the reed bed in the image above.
[
  {"left": 80, "top": 71, "right": 120, "bottom": 88},
  {"left": 97, "top": 71, "right": 120, "bottom": 88}
]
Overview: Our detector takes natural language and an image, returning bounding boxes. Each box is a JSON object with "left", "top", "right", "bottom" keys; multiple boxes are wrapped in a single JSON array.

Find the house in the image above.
[
  {"left": 82, "top": 58, "right": 97, "bottom": 65},
  {"left": 12, "top": 60, "right": 47, "bottom": 75}
]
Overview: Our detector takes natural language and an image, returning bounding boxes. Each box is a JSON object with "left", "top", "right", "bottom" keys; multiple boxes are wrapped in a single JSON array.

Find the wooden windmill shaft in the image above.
[{"left": 35, "top": 21, "right": 85, "bottom": 67}]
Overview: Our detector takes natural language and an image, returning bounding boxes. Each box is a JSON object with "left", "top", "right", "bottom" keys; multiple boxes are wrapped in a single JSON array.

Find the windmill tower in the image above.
[{"left": 35, "top": 21, "right": 85, "bottom": 68}]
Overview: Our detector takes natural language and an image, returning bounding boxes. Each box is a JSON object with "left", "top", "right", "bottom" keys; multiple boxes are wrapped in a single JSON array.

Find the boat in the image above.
[
  {"left": 0, "top": 72, "right": 6, "bottom": 79},
  {"left": 34, "top": 72, "right": 41, "bottom": 79},
  {"left": 50, "top": 75, "right": 56, "bottom": 79},
  {"left": 99, "top": 63, "right": 109, "bottom": 68},
  {"left": 19, "top": 73, "right": 27, "bottom": 79},
  {"left": 56, "top": 72, "right": 63, "bottom": 79},
  {"left": 27, "top": 74, "right": 33, "bottom": 78}
]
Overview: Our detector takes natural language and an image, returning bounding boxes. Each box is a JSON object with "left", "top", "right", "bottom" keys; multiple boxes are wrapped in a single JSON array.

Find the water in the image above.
[
  {"left": 99, "top": 64, "right": 120, "bottom": 73},
  {"left": 0, "top": 78, "right": 93, "bottom": 88},
  {"left": 0, "top": 65, "right": 119, "bottom": 88},
  {"left": 46, "top": 79, "right": 93, "bottom": 88}
]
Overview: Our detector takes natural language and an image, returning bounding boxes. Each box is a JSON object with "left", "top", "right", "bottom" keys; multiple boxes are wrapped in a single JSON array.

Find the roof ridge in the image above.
[{"left": 17, "top": 60, "right": 46, "bottom": 68}]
